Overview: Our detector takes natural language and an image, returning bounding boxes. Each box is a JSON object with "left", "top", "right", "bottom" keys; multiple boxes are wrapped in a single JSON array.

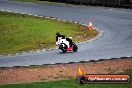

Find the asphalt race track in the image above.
[{"left": 0, "top": 0, "right": 132, "bottom": 67}]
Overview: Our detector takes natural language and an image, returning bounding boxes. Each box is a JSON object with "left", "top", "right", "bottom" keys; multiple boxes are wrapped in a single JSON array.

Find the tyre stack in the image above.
[{"left": 39, "top": 0, "right": 131, "bottom": 8}]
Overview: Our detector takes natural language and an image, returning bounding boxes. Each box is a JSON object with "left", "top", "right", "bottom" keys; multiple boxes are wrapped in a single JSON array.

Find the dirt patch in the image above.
[{"left": 0, "top": 58, "right": 132, "bottom": 84}]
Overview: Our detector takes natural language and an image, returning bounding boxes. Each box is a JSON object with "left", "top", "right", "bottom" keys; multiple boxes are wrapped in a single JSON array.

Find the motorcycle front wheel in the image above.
[{"left": 59, "top": 43, "right": 67, "bottom": 53}]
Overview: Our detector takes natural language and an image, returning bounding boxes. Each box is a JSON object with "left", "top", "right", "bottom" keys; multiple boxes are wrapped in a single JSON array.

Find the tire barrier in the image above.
[{"left": 40, "top": 0, "right": 132, "bottom": 8}]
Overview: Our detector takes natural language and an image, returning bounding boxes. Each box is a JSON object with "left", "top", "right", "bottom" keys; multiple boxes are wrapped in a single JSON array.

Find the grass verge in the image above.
[
  {"left": 0, "top": 11, "right": 97, "bottom": 55},
  {"left": 0, "top": 69, "right": 131, "bottom": 88}
]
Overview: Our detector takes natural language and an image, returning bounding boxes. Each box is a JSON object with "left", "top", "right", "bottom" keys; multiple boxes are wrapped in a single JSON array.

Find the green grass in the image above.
[
  {"left": 0, "top": 69, "right": 131, "bottom": 88},
  {"left": 0, "top": 11, "right": 97, "bottom": 54}
]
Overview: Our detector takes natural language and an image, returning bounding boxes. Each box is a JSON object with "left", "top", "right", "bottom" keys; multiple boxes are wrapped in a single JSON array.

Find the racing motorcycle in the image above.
[{"left": 56, "top": 37, "right": 78, "bottom": 53}]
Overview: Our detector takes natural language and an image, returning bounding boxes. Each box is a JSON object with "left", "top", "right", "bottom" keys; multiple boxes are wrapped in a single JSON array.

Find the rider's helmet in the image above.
[{"left": 56, "top": 32, "right": 60, "bottom": 36}]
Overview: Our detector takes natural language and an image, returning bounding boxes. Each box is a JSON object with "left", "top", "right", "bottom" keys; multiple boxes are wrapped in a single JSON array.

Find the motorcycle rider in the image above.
[
  {"left": 56, "top": 32, "right": 73, "bottom": 47},
  {"left": 56, "top": 32, "right": 65, "bottom": 42}
]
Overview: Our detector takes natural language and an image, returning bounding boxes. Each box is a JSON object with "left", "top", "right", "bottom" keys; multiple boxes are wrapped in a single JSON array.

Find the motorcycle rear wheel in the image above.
[{"left": 73, "top": 42, "right": 78, "bottom": 52}]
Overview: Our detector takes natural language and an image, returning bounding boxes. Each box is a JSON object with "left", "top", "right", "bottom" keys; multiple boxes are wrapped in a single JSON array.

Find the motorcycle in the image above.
[{"left": 56, "top": 37, "right": 78, "bottom": 53}]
